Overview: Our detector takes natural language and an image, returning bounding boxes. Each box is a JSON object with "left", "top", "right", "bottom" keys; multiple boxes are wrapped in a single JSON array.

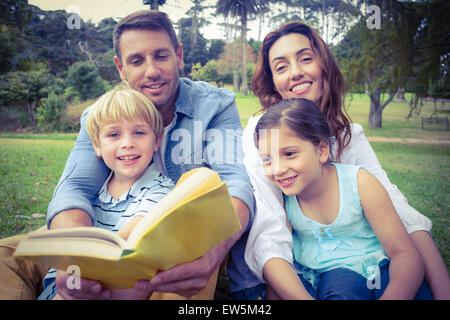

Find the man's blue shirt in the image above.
[{"left": 47, "top": 78, "right": 259, "bottom": 292}]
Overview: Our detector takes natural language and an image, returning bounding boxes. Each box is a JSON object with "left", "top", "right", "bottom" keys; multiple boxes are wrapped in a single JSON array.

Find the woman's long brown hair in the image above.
[{"left": 251, "top": 22, "right": 351, "bottom": 160}]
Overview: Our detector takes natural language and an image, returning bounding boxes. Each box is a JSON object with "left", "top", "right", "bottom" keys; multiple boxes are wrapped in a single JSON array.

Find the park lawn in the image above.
[
  {"left": 235, "top": 93, "right": 450, "bottom": 141},
  {"left": 0, "top": 139, "right": 74, "bottom": 238}
]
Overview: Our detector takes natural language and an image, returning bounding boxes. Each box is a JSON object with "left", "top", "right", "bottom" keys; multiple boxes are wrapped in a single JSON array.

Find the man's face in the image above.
[{"left": 114, "top": 29, "right": 184, "bottom": 117}]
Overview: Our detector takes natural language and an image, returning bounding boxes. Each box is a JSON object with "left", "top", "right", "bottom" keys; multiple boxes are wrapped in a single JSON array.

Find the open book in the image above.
[{"left": 14, "top": 167, "right": 242, "bottom": 289}]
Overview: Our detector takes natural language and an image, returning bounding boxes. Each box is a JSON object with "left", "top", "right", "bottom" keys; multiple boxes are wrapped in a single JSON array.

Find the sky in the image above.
[{"left": 28, "top": 0, "right": 270, "bottom": 40}]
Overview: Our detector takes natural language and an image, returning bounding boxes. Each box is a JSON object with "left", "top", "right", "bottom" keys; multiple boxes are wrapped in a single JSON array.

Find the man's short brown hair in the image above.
[{"left": 113, "top": 10, "right": 179, "bottom": 62}]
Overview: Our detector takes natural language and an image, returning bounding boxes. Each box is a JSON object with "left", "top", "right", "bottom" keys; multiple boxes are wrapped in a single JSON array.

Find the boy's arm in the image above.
[
  {"left": 358, "top": 169, "right": 425, "bottom": 299},
  {"left": 263, "top": 258, "right": 314, "bottom": 300}
]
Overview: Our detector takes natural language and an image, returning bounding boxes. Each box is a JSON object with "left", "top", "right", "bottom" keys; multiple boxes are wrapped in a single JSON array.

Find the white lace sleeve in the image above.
[
  {"left": 242, "top": 115, "right": 294, "bottom": 282},
  {"left": 336, "top": 124, "right": 432, "bottom": 234}
]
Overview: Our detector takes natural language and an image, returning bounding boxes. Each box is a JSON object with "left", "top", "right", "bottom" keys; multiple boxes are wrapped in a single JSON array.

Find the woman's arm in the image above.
[{"left": 358, "top": 169, "right": 424, "bottom": 299}]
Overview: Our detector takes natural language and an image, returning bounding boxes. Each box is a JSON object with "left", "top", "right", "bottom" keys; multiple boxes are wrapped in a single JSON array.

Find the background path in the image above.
[{"left": 368, "top": 137, "right": 450, "bottom": 145}]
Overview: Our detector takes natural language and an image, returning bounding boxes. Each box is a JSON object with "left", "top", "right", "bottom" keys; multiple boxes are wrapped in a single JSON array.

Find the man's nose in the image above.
[{"left": 144, "top": 59, "right": 160, "bottom": 79}]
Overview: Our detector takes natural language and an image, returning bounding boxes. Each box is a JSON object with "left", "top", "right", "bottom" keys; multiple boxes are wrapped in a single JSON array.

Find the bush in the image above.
[
  {"left": 59, "top": 99, "right": 95, "bottom": 132},
  {"left": 36, "top": 92, "right": 67, "bottom": 132}
]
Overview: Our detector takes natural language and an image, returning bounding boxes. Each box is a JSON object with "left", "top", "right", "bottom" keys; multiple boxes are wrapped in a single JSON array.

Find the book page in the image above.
[
  {"left": 27, "top": 227, "right": 127, "bottom": 248},
  {"left": 126, "top": 168, "right": 219, "bottom": 247}
]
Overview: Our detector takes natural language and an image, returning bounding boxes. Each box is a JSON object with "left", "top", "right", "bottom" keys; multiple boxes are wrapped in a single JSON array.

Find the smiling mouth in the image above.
[
  {"left": 277, "top": 176, "right": 297, "bottom": 186},
  {"left": 140, "top": 80, "right": 166, "bottom": 91},
  {"left": 290, "top": 82, "right": 311, "bottom": 93},
  {"left": 118, "top": 155, "right": 140, "bottom": 161}
]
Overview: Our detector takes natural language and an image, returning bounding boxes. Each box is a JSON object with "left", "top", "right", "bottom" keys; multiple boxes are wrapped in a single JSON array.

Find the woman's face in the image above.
[{"left": 268, "top": 33, "right": 323, "bottom": 105}]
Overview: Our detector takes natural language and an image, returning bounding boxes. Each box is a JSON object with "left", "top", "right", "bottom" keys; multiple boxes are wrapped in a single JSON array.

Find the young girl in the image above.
[
  {"left": 254, "top": 98, "right": 431, "bottom": 299},
  {"left": 243, "top": 21, "right": 449, "bottom": 299}
]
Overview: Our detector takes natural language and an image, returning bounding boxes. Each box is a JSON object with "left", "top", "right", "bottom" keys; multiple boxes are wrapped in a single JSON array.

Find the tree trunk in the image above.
[
  {"left": 151, "top": 0, "right": 159, "bottom": 10},
  {"left": 240, "top": 14, "right": 248, "bottom": 96},
  {"left": 232, "top": 25, "right": 239, "bottom": 93},
  {"left": 369, "top": 88, "right": 383, "bottom": 128},
  {"left": 28, "top": 101, "right": 37, "bottom": 125},
  {"left": 233, "top": 66, "right": 239, "bottom": 93},
  {"left": 395, "top": 87, "right": 406, "bottom": 102},
  {"left": 369, "top": 88, "right": 396, "bottom": 128}
]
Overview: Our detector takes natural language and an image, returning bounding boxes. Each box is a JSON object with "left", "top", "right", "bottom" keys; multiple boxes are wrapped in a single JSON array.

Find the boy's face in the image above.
[{"left": 93, "top": 119, "right": 160, "bottom": 185}]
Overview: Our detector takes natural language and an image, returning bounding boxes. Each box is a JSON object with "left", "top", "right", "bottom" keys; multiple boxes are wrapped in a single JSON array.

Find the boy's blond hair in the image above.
[{"left": 86, "top": 82, "right": 163, "bottom": 147}]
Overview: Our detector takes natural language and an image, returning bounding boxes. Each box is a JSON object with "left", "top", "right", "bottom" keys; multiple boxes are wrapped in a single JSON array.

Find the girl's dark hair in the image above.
[
  {"left": 255, "top": 98, "right": 332, "bottom": 155},
  {"left": 251, "top": 21, "right": 350, "bottom": 160}
]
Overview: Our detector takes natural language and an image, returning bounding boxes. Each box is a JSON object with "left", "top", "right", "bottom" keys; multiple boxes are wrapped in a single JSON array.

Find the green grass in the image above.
[
  {"left": 370, "top": 142, "right": 449, "bottom": 266},
  {"left": 235, "top": 93, "right": 450, "bottom": 141},
  {"left": 0, "top": 139, "right": 74, "bottom": 237}
]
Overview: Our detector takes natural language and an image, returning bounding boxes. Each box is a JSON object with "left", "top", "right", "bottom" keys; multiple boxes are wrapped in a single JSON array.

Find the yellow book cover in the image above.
[{"left": 14, "top": 168, "right": 242, "bottom": 289}]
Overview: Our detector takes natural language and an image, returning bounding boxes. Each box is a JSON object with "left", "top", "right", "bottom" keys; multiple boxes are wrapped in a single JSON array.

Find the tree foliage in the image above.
[
  {"left": 336, "top": 0, "right": 449, "bottom": 128},
  {"left": 0, "top": 0, "right": 33, "bottom": 73},
  {"left": 66, "top": 62, "right": 109, "bottom": 101}
]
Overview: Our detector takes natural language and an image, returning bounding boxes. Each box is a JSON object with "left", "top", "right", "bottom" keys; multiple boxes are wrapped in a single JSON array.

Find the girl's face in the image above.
[
  {"left": 268, "top": 33, "right": 323, "bottom": 105},
  {"left": 257, "top": 125, "right": 329, "bottom": 196}
]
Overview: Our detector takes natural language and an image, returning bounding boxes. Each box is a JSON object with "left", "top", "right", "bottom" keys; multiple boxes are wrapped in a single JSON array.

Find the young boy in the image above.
[{"left": 38, "top": 83, "right": 175, "bottom": 299}]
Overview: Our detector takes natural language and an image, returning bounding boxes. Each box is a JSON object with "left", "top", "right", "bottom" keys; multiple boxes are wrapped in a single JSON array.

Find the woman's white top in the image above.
[{"left": 243, "top": 114, "right": 433, "bottom": 282}]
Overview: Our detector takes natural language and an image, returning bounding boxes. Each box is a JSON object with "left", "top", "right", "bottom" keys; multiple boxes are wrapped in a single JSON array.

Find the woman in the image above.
[{"left": 243, "top": 21, "right": 449, "bottom": 299}]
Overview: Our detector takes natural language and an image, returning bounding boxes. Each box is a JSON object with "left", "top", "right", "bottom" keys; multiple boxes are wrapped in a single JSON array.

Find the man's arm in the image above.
[
  {"left": 49, "top": 209, "right": 92, "bottom": 229},
  {"left": 47, "top": 107, "right": 110, "bottom": 228},
  {"left": 49, "top": 108, "right": 111, "bottom": 300}
]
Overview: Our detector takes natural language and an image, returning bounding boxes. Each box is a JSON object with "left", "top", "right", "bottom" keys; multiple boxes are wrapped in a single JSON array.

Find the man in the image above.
[{"left": 0, "top": 10, "right": 259, "bottom": 300}]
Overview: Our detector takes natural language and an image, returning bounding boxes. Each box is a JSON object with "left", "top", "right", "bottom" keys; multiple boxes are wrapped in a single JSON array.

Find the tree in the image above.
[
  {"left": 22, "top": 6, "right": 116, "bottom": 77},
  {"left": 0, "top": 66, "right": 54, "bottom": 125},
  {"left": 338, "top": 0, "right": 449, "bottom": 128},
  {"left": 178, "top": 17, "right": 209, "bottom": 76},
  {"left": 143, "top": 0, "right": 166, "bottom": 10},
  {"left": 66, "top": 62, "right": 109, "bottom": 101},
  {"left": 217, "top": 38, "right": 257, "bottom": 91},
  {"left": 216, "top": 0, "right": 269, "bottom": 95},
  {"left": 0, "top": 0, "right": 33, "bottom": 73},
  {"left": 208, "top": 39, "right": 226, "bottom": 61},
  {"left": 269, "top": 0, "right": 358, "bottom": 44}
]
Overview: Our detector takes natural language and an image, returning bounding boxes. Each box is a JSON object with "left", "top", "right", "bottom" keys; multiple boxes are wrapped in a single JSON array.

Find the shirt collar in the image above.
[
  {"left": 97, "top": 162, "right": 161, "bottom": 202},
  {"left": 174, "top": 78, "right": 194, "bottom": 118}
]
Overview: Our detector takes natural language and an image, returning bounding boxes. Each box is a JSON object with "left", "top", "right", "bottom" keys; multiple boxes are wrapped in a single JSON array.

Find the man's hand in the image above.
[
  {"left": 134, "top": 198, "right": 250, "bottom": 297},
  {"left": 55, "top": 269, "right": 111, "bottom": 300},
  {"left": 55, "top": 270, "right": 153, "bottom": 300}
]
